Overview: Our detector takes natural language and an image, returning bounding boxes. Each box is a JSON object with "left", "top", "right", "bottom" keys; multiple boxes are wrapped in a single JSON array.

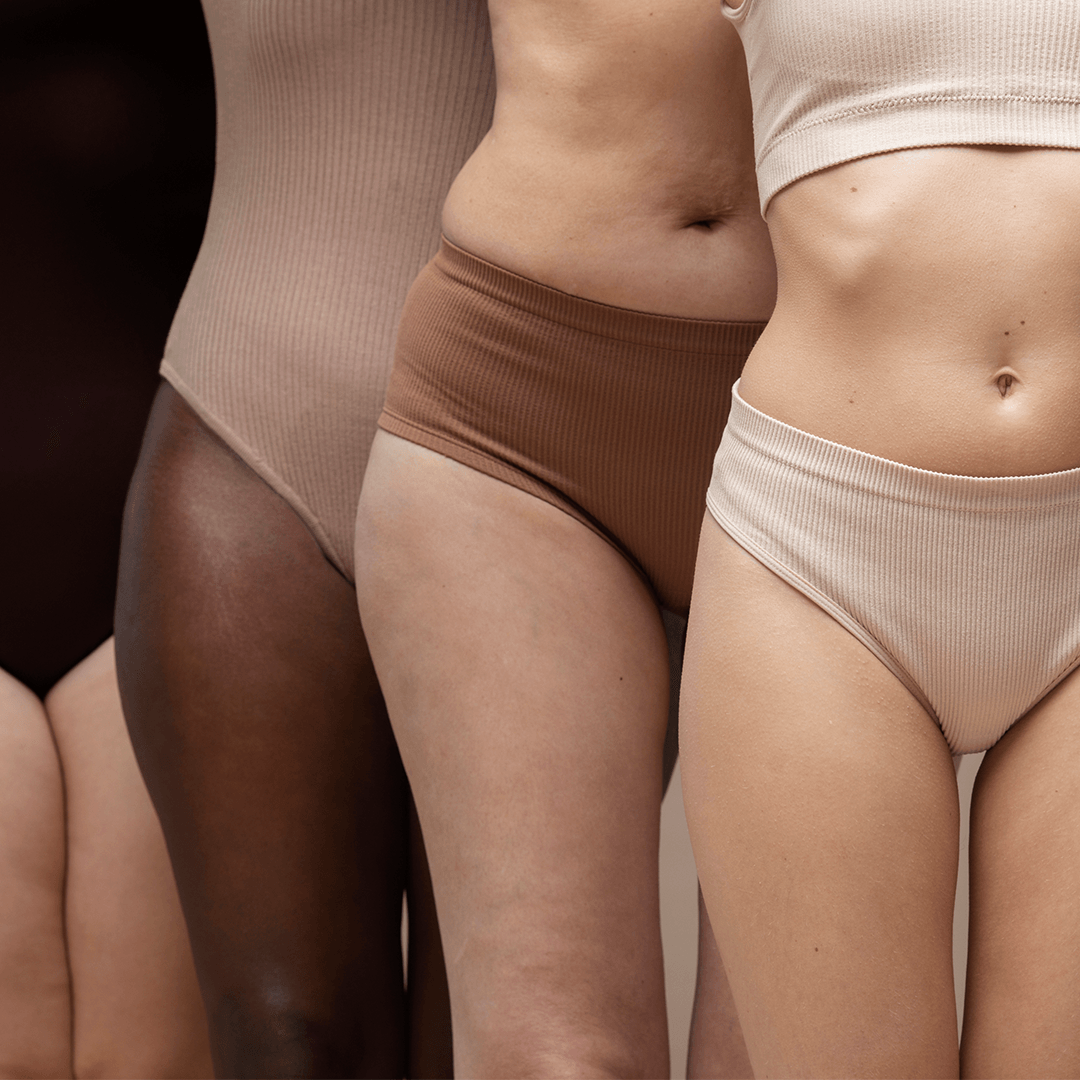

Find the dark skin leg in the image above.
[{"left": 116, "top": 383, "right": 448, "bottom": 1077}]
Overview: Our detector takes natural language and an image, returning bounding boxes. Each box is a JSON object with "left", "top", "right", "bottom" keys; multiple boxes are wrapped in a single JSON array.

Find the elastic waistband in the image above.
[
  {"left": 727, "top": 380, "right": 1080, "bottom": 512},
  {"left": 435, "top": 238, "right": 766, "bottom": 355}
]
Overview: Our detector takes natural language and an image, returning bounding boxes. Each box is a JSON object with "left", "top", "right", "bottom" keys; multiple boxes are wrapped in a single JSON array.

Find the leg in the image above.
[
  {"left": 0, "top": 667, "right": 71, "bottom": 1078},
  {"left": 962, "top": 666, "right": 1080, "bottom": 1078},
  {"left": 44, "top": 638, "right": 212, "bottom": 1078},
  {"left": 681, "top": 518, "right": 960, "bottom": 1079},
  {"left": 115, "top": 384, "right": 412, "bottom": 1077},
  {"left": 687, "top": 889, "right": 752, "bottom": 1079},
  {"left": 356, "top": 432, "right": 671, "bottom": 1079}
]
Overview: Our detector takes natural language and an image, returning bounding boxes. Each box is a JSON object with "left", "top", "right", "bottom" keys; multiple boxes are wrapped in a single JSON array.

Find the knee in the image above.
[
  {"left": 465, "top": 1017, "right": 667, "bottom": 1079},
  {"left": 472, "top": 1046, "right": 663, "bottom": 1079},
  {"left": 207, "top": 988, "right": 405, "bottom": 1079}
]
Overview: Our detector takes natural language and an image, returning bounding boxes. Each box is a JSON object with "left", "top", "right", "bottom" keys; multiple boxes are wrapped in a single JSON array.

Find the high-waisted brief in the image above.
[
  {"left": 707, "top": 381, "right": 1080, "bottom": 755},
  {"left": 379, "top": 240, "right": 766, "bottom": 615}
]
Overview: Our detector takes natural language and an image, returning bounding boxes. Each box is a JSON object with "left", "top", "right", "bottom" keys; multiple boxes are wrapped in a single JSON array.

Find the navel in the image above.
[
  {"left": 682, "top": 216, "right": 729, "bottom": 233},
  {"left": 993, "top": 368, "right": 1019, "bottom": 398}
]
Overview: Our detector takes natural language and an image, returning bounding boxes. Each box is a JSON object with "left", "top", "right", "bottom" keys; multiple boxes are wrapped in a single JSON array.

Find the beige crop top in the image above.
[{"left": 722, "top": 0, "right": 1080, "bottom": 212}]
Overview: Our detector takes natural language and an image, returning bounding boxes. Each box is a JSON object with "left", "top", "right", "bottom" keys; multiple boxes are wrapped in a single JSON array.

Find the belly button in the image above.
[{"left": 994, "top": 368, "right": 1019, "bottom": 398}]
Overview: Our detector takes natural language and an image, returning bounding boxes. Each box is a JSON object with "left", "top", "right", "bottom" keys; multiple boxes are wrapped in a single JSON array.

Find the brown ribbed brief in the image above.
[{"left": 379, "top": 240, "right": 766, "bottom": 615}]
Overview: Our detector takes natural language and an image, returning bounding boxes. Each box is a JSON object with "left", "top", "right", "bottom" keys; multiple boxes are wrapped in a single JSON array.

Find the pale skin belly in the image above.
[{"left": 740, "top": 145, "right": 1080, "bottom": 475}]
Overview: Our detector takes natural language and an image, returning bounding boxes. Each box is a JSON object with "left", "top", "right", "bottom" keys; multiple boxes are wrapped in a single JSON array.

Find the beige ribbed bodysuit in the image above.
[{"left": 161, "top": 0, "right": 496, "bottom": 580}]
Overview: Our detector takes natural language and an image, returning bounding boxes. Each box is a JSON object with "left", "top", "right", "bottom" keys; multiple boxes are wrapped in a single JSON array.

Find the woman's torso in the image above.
[
  {"left": 743, "top": 149, "right": 1080, "bottom": 476},
  {"left": 442, "top": 0, "right": 776, "bottom": 321},
  {"left": 728, "top": 0, "right": 1080, "bottom": 475}
]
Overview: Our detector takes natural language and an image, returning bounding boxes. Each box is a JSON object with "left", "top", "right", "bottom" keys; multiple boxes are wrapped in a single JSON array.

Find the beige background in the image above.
[{"left": 658, "top": 753, "right": 985, "bottom": 1078}]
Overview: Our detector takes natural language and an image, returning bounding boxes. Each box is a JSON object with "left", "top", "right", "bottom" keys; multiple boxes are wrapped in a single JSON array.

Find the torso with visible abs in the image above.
[
  {"left": 442, "top": 0, "right": 776, "bottom": 322},
  {"left": 739, "top": 146, "right": 1080, "bottom": 477}
]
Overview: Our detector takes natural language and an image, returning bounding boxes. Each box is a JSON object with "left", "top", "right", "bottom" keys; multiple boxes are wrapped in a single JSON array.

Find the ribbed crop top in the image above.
[{"left": 721, "top": 0, "right": 1080, "bottom": 213}]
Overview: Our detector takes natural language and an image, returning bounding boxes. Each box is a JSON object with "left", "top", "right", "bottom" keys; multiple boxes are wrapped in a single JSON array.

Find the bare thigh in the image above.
[
  {"left": 0, "top": 666, "right": 70, "bottom": 1078},
  {"left": 356, "top": 431, "right": 672, "bottom": 1079},
  {"left": 963, "top": 664, "right": 1080, "bottom": 1078},
  {"left": 681, "top": 518, "right": 960, "bottom": 1079},
  {"left": 45, "top": 638, "right": 212, "bottom": 1078},
  {"left": 115, "top": 384, "right": 426, "bottom": 1078}
]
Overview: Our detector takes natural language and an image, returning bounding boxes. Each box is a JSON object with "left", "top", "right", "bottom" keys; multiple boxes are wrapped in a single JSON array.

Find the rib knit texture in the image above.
[
  {"left": 722, "top": 0, "right": 1080, "bottom": 212},
  {"left": 380, "top": 241, "right": 766, "bottom": 614},
  {"left": 707, "top": 383, "right": 1080, "bottom": 755},
  {"left": 161, "top": 0, "right": 496, "bottom": 579}
]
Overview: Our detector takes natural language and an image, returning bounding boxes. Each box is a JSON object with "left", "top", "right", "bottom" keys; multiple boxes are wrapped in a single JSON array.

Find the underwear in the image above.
[
  {"left": 706, "top": 381, "right": 1080, "bottom": 755},
  {"left": 722, "top": 0, "right": 1080, "bottom": 214},
  {"left": 161, "top": 0, "right": 496, "bottom": 581},
  {"left": 378, "top": 240, "right": 766, "bottom": 615}
]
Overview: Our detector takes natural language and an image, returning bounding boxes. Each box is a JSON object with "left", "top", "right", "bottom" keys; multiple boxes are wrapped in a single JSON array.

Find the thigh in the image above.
[
  {"left": 681, "top": 518, "right": 960, "bottom": 1079},
  {"left": 45, "top": 638, "right": 212, "bottom": 1078},
  {"left": 356, "top": 431, "right": 672, "bottom": 1079},
  {"left": 963, "top": 666, "right": 1080, "bottom": 1078},
  {"left": 0, "top": 667, "right": 71, "bottom": 1078},
  {"left": 115, "top": 383, "right": 411, "bottom": 1078}
]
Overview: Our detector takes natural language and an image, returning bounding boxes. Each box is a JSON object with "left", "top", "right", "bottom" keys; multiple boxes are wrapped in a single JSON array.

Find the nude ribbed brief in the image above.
[
  {"left": 379, "top": 240, "right": 766, "bottom": 615},
  {"left": 707, "top": 381, "right": 1080, "bottom": 754}
]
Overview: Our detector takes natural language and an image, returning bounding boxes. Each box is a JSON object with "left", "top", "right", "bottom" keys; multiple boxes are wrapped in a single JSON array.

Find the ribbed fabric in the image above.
[
  {"left": 380, "top": 240, "right": 766, "bottom": 614},
  {"left": 161, "top": 0, "right": 496, "bottom": 580},
  {"left": 721, "top": 0, "right": 1080, "bottom": 212},
  {"left": 707, "top": 383, "right": 1080, "bottom": 754}
]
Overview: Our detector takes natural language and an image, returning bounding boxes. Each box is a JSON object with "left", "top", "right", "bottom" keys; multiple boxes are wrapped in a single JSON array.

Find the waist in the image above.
[
  {"left": 742, "top": 147, "right": 1080, "bottom": 474},
  {"left": 441, "top": 142, "right": 775, "bottom": 322},
  {"left": 739, "top": 330, "right": 1080, "bottom": 477}
]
